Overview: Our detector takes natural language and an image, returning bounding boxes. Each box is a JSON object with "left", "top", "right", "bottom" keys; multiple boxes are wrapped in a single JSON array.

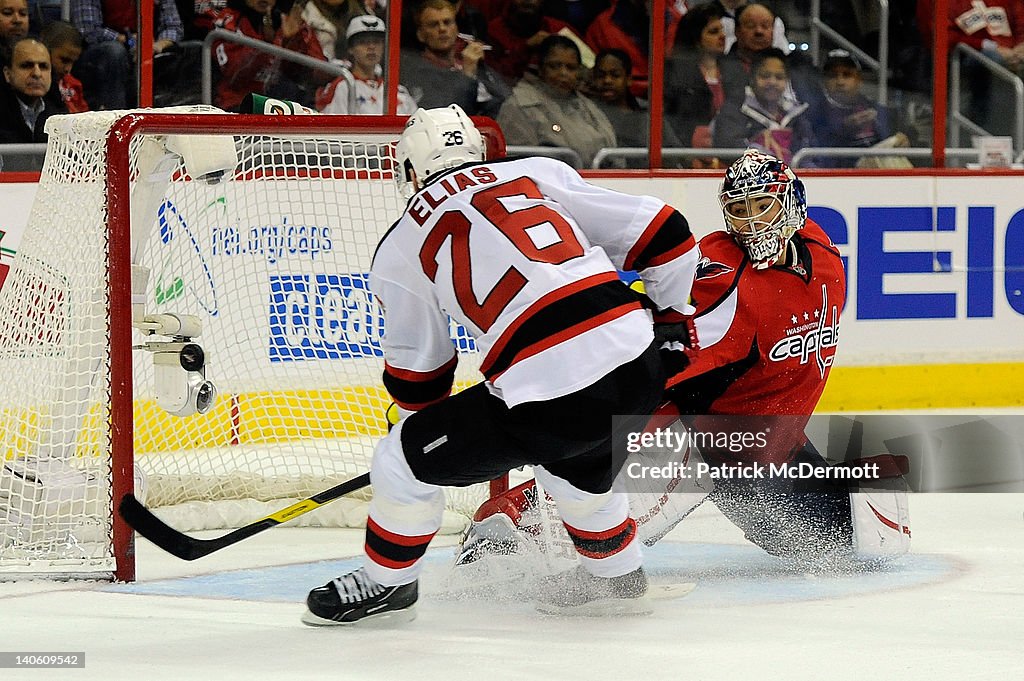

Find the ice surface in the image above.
[{"left": 2, "top": 491, "right": 1022, "bottom": 681}]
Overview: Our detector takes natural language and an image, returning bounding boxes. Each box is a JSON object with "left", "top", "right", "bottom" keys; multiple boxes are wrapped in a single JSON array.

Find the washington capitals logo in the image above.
[{"left": 695, "top": 256, "right": 735, "bottom": 280}]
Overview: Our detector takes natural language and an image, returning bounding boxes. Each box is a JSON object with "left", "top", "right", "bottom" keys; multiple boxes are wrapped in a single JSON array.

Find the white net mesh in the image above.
[{"left": 0, "top": 107, "right": 490, "bottom": 578}]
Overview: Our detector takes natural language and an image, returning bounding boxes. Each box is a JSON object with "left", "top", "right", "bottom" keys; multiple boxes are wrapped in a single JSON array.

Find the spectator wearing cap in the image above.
[
  {"left": 316, "top": 14, "right": 417, "bottom": 114},
  {"left": 302, "top": 0, "right": 385, "bottom": 63},
  {"left": 0, "top": 37, "right": 62, "bottom": 153},
  {"left": 811, "top": 49, "right": 908, "bottom": 168}
]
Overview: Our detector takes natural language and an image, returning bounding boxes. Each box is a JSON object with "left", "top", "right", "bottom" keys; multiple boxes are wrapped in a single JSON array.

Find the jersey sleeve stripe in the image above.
[
  {"left": 479, "top": 273, "right": 640, "bottom": 377},
  {"left": 383, "top": 357, "right": 457, "bottom": 411},
  {"left": 623, "top": 206, "right": 692, "bottom": 271},
  {"left": 644, "top": 233, "right": 697, "bottom": 268},
  {"left": 486, "top": 302, "right": 641, "bottom": 383}
]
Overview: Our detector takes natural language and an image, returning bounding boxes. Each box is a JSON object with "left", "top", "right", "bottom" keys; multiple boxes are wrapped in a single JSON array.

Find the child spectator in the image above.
[
  {"left": 40, "top": 20, "right": 89, "bottom": 113},
  {"left": 589, "top": 47, "right": 681, "bottom": 166},
  {"left": 0, "top": 37, "right": 62, "bottom": 153},
  {"left": 0, "top": 0, "right": 29, "bottom": 46},
  {"left": 712, "top": 47, "right": 813, "bottom": 164},
  {"left": 302, "top": 0, "right": 384, "bottom": 63},
  {"left": 209, "top": 0, "right": 329, "bottom": 111},
  {"left": 316, "top": 15, "right": 416, "bottom": 114},
  {"left": 498, "top": 33, "right": 615, "bottom": 167},
  {"left": 813, "top": 49, "right": 908, "bottom": 168}
]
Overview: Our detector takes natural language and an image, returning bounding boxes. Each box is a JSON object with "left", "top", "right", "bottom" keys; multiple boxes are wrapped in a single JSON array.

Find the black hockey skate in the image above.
[
  {"left": 537, "top": 566, "right": 652, "bottom": 616},
  {"left": 302, "top": 567, "right": 418, "bottom": 626}
]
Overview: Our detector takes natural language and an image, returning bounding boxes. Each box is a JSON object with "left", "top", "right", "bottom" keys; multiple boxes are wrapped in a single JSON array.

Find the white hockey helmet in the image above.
[
  {"left": 394, "top": 105, "right": 484, "bottom": 198},
  {"left": 719, "top": 149, "right": 807, "bottom": 269}
]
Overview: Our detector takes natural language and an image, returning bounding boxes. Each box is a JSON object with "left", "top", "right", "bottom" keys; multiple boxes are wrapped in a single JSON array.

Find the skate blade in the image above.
[
  {"left": 536, "top": 595, "right": 655, "bottom": 617},
  {"left": 300, "top": 604, "right": 417, "bottom": 628},
  {"left": 535, "top": 582, "right": 697, "bottom": 617},
  {"left": 649, "top": 582, "right": 697, "bottom": 600}
]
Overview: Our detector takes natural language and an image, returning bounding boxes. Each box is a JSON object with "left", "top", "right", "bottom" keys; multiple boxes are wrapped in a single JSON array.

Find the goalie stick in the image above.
[{"left": 118, "top": 472, "right": 371, "bottom": 561}]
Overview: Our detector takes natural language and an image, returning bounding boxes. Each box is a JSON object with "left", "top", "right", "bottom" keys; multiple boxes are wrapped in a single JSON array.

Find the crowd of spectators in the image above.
[{"left": 0, "top": 1, "right": 1019, "bottom": 170}]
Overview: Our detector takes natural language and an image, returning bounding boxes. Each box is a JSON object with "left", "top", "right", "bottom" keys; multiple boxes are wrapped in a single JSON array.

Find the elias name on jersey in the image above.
[{"left": 407, "top": 167, "right": 499, "bottom": 226}]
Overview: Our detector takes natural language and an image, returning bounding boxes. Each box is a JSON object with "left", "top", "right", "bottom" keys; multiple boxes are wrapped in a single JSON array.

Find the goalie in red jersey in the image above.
[{"left": 461, "top": 149, "right": 910, "bottom": 574}]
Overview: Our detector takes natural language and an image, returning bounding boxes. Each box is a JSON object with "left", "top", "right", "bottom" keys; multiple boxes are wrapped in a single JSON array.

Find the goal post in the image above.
[{"left": 0, "top": 107, "right": 507, "bottom": 581}]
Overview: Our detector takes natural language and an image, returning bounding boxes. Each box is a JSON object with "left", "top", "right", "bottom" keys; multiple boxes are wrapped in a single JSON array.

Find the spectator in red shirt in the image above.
[
  {"left": 41, "top": 20, "right": 90, "bottom": 113},
  {"left": 209, "top": 0, "right": 329, "bottom": 111},
  {"left": 584, "top": 0, "right": 682, "bottom": 98},
  {"left": 486, "top": 0, "right": 580, "bottom": 84},
  {"left": 919, "top": 0, "right": 1024, "bottom": 134}
]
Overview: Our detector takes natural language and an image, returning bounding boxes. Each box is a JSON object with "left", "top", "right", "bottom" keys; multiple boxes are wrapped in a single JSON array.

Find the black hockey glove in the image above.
[{"left": 652, "top": 308, "right": 699, "bottom": 378}]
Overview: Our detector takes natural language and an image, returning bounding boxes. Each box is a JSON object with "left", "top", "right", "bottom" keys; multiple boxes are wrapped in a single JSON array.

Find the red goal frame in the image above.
[{"left": 104, "top": 113, "right": 508, "bottom": 581}]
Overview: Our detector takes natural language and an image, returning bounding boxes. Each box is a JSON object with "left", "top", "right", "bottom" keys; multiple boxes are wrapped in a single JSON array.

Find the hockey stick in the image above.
[{"left": 118, "top": 472, "right": 372, "bottom": 561}]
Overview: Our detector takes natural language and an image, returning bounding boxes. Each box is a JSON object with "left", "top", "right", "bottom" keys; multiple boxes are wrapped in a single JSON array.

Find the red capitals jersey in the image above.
[
  {"left": 58, "top": 74, "right": 89, "bottom": 113},
  {"left": 209, "top": 8, "right": 327, "bottom": 111},
  {"left": 665, "top": 219, "right": 844, "bottom": 460},
  {"left": 372, "top": 156, "right": 699, "bottom": 409}
]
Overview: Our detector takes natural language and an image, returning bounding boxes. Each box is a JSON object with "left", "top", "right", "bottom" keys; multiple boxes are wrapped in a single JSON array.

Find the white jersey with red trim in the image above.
[{"left": 371, "top": 156, "right": 699, "bottom": 408}]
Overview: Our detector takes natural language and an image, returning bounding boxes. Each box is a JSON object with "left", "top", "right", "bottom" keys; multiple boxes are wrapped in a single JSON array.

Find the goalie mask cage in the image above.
[{"left": 0, "top": 107, "right": 507, "bottom": 581}]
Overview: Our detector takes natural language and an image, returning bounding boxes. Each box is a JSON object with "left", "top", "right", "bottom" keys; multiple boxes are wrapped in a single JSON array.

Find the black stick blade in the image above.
[
  {"left": 117, "top": 473, "right": 372, "bottom": 561},
  {"left": 118, "top": 493, "right": 212, "bottom": 560}
]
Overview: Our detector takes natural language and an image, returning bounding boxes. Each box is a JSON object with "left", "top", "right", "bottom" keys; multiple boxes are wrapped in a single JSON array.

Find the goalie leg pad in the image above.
[
  {"left": 456, "top": 479, "right": 541, "bottom": 566},
  {"left": 364, "top": 422, "right": 445, "bottom": 586},
  {"left": 621, "top": 426, "right": 714, "bottom": 546},
  {"left": 850, "top": 487, "right": 911, "bottom": 561}
]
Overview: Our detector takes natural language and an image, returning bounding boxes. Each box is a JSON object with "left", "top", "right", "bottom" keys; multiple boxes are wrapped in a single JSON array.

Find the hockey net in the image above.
[{"left": 0, "top": 106, "right": 506, "bottom": 580}]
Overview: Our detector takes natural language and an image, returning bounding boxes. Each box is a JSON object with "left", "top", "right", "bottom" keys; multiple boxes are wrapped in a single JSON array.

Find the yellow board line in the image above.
[
  {"left": 818, "top": 363, "right": 1024, "bottom": 411},
  {"left": 4, "top": 367, "right": 1020, "bottom": 460}
]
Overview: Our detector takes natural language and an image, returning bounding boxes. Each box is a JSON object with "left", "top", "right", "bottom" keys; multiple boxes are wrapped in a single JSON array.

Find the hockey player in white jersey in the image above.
[{"left": 301, "top": 105, "right": 700, "bottom": 626}]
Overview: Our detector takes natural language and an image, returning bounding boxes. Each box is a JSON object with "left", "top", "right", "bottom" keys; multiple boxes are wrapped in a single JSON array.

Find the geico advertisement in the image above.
[{"left": 0, "top": 176, "right": 1022, "bottom": 366}]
